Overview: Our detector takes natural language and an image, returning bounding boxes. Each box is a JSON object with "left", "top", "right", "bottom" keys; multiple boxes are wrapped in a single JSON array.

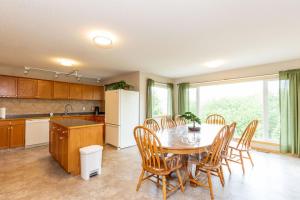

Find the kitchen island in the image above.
[{"left": 49, "top": 119, "right": 104, "bottom": 175}]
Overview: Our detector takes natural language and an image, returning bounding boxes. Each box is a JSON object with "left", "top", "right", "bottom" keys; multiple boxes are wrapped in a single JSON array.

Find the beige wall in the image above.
[
  {"left": 0, "top": 98, "right": 101, "bottom": 115},
  {"left": 100, "top": 71, "right": 140, "bottom": 91}
]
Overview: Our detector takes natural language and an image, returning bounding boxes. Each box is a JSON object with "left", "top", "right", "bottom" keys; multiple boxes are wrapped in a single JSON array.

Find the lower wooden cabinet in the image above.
[
  {"left": 0, "top": 120, "right": 25, "bottom": 149},
  {"left": 0, "top": 125, "right": 10, "bottom": 149}
]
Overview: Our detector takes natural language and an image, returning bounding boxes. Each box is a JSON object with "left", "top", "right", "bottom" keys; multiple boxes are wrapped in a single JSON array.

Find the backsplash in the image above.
[{"left": 0, "top": 98, "right": 103, "bottom": 115}]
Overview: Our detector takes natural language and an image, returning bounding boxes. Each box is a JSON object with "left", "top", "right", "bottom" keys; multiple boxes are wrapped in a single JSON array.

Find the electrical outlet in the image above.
[{"left": 82, "top": 106, "right": 86, "bottom": 111}]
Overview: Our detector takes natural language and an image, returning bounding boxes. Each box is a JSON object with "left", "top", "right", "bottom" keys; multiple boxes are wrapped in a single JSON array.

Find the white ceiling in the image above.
[{"left": 1, "top": 0, "right": 300, "bottom": 79}]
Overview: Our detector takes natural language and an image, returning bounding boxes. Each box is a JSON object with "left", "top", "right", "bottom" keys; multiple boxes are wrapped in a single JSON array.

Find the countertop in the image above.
[
  {"left": 51, "top": 119, "right": 104, "bottom": 129},
  {"left": 0, "top": 112, "right": 105, "bottom": 121}
]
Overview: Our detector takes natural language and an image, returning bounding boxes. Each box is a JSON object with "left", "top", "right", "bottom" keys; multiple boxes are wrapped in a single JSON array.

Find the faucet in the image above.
[{"left": 64, "top": 104, "right": 73, "bottom": 115}]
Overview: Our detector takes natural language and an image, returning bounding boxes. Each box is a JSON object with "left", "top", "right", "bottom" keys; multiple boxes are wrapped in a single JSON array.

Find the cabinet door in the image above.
[
  {"left": 0, "top": 76, "right": 17, "bottom": 97},
  {"left": 58, "top": 129, "right": 68, "bottom": 170},
  {"left": 0, "top": 125, "right": 10, "bottom": 149},
  {"left": 53, "top": 82, "right": 69, "bottom": 99},
  {"left": 17, "top": 78, "right": 38, "bottom": 98},
  {"left": 93, "top": 86, "right": 104, "bottom": 100},
  {"left": 82, "top": 85, "right": 94, "bottom": 100},
  {"left": 37, "top": 80, "right": 53, "bottom": 99},
  {"left": 69, "top": 83, "right": 82, "bottom": 100},
  {"left": 10, "top": 124, "right": 25, "bottom": 148},
  {"left": 94, "top": 116, "right": 105, "bottom": 123}
]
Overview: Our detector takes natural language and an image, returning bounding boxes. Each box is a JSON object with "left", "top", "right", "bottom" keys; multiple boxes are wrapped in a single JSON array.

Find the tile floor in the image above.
[{"left": 1, "top": 145, "right": 300, "bottom": 200}]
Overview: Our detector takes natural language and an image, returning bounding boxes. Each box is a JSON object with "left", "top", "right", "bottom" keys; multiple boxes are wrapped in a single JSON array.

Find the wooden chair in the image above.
[
  {"left": 144, "top": 118, "right": 160, "bottom": 132},
  {"left": 161, "top": 116, "right": 177, "bottom": 129},
  {"left": 228, "top": 120, "right": 258, "bottom": 174},
  {"left": 206, "top": 114, "right": 226, "bottom": 125},
  {"left": 174, "top": 115, "right": 187, "bottom": 126},
  {"left": 190, "top": 125, "right": 229, "bottom": 200},
  {"left": 134, "top": 126, "right": 184, "bottom": 200},
  {"left": 222, "top": 122, "right": 237, "bottom": 174}
]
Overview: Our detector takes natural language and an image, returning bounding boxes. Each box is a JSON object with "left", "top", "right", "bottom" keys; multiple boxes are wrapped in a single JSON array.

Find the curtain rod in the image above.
[{"left": 188, "top": 73, "right": 278, "bottom": 86}]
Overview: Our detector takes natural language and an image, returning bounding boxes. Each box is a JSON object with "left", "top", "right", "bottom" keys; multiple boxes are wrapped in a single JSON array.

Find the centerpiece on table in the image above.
[{"left": 181, "top": 112, "right": 201, "bottom": 131}]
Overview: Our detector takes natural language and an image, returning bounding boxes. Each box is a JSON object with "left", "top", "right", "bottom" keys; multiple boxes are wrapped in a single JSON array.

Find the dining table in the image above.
[
  {"left": 156, "top": 123, "right": 224, "bottom": 155},
  {"left": 155, "top": 123, "right": 224, "bottom": 187}
]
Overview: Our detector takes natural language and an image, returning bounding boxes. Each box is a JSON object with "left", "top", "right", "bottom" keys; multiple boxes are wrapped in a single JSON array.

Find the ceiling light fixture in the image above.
[
  {"left": 57, "top": 58, "right": 76, "bottom": 67},
  {"left": 204, "top": 60, "right": 225, "bottom": 68},
  {"left": 93, "top": 36, "right": 112, "bottom": 47}
]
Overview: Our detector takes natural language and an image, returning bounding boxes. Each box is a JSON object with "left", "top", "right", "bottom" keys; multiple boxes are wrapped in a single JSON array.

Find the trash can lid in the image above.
[{"left": 80, "top": 145, "right": 103, "bottom": 155}]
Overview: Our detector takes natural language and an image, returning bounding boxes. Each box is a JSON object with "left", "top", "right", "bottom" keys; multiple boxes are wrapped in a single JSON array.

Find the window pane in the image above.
[
  {"left": 267, "top": 80, "right": 280, "bottom": 141},
  {"left": 198, "top": 81, "right": 264, "bottom": 138},
  {"left": 152, "top": 85, "right": 168, "bottom": 117}
]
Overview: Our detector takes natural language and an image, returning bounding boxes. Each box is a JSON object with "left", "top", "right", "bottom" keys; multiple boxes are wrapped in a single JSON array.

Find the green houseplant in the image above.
[
  {"left": 105, "top": 80, "right": 132, "bottom": 91},
  {"left": 181, "top": 112, "right": 201, "bottom": 131}
]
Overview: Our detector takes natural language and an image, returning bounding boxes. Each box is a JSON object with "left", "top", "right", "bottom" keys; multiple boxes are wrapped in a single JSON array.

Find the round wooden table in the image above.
[{"left": 156, "top": 124, "right": 223, "bottom": 155}]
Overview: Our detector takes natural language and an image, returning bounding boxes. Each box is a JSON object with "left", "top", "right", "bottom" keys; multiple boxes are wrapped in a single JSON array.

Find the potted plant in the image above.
[{"left": 181, "top": 112, "right": 201, "bottom": 131}]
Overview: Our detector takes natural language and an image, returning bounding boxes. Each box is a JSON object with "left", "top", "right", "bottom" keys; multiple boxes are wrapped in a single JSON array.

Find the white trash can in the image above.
[{"left": 80, "top": 145, "right": 103, "bottom": 180}]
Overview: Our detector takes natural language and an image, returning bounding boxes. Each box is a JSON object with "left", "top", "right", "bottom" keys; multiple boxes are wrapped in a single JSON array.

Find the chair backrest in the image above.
[
  {"left": 206, "top": 114, "right": 226, "bottom": 125},
  {"left": 237, "top": 120, "right": 258, "bottom": 150},
  {"left": 161, "top": 116, "right": 177, "bottom": 129},
  {"left": 175, "top": 115, "right": 187, "bottom": 126},
  {"left": 144, "top": 118, "right": 160, "bottom": 132},
  {"left": 134, "top": 126, "right": 167, "bottom": 171},
  {"left": 223, "top": 122, "right": 237, "bottom": 155},
  {"left": 205, "top": 125, "right": 229, "bottom": 167}
]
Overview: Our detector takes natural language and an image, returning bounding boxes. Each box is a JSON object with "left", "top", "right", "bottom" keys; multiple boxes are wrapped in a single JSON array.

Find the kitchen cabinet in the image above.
[
  {"left": 17, "top": 77, "right": 38, "bottom": 98},
  {"left": 94, "top": 115, "right": 105, "bottom": 123},
  {"left": 0, "top": 120, "right": 25, "bottom": 149},
  {"left": 0, "top": 75, "right": 17, "bottom": 97},
  {"left": 0, "top": 124, "right": 10, "bottom": 149},
  {"left": 37, "top": 80, "right": 53, "bottom": 99},
  {"left": 49, "top": 120, "right": 104, "bottom": 175},
  {"left": 10, "top": 123, "right": 25, "bottom": 148},
  {"left": 53, "top": 81, "right": 69, "bottom": 99},
  {"left": 82, "top": 85, "right": 94, "bottom": 100},
  {"left": 93, "top": 86, "right": 104, "bottom": 100},
  {"left": 69, "top": 83, "right": 82, "bottom": 100}
]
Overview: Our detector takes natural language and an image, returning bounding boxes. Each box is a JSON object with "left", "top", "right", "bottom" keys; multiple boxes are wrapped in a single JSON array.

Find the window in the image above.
[
  {"left": 191, "top": 78, "right": 280, "bottom": 143},
  {"left": 152, "top": 84, "right": 169, "bottom": 117}
]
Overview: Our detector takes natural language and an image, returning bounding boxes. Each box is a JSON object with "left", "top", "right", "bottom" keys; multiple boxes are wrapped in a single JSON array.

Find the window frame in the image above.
[
  {"left": 190, "top": 75, "right": 279, "bottom": 144},
  {"left": 151, "top": 82, "right": 169, "bottom": 118}
]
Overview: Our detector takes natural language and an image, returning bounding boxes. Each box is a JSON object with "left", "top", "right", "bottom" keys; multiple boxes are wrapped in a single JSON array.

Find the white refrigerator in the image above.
[{"left": 105, "top": 89, "right": 139, "bottom": 149}]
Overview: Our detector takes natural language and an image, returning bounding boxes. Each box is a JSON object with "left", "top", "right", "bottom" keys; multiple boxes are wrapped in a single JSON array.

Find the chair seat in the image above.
[
  {"left": 144, "top": 154, "right": 182, "bottom": 175},
  {"left": 189, "top": 152, "right": 220, "bottom": 171}
]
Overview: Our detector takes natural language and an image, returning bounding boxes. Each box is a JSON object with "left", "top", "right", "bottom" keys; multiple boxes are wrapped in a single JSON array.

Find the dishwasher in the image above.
[{"left": 25, "top": 118, "right": 50, "bottom": 148}]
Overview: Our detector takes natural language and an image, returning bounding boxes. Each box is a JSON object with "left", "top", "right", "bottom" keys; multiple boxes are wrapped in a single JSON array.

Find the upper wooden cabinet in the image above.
[
  {"left": 69, "top": 83, "right": 82, "bottom": 100},
  {"left": 93, "top": 86, "right": 104, "bottom": 100},
  {"left": 82, "top": 85, "right": 94, "bottom": 100},
  {"left": 0, "top": 76, "right": 17, "bottom": 97},
  {"left": 0, "top": 75, "right": 104, "bottom": 101},
  {"left": 53, "top": 82, "right": 69, "bottom": 99},
  {"left": 36, "top": 80, "right": 53, "bottom": 99},
  {"left": 17, "top": 78, "right": 38, "bottom": 98}
]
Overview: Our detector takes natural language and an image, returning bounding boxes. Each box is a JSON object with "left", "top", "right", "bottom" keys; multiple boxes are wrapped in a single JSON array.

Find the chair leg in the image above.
[
  {"left": 162, "top": 176, "right": 167, "bottom": 200},
  {"left": 176, "top": 169, "right": 185, "bottom": 192},
  {"left": 247, "top": 151, "right": 254, "bottom": 167},
  {"left": 239, "top": 150, "right": 245, "bottom": 174},
  {"left": 220, "top": 165, "right": 225, "bottom": 185},
  {"left": 136, "top": 169, "right": 145, "bottom": 191},
  {"left": 224, "top": 158, "right": 231, "bottom": 174},
  {"left": 217, "top": 168, "right": 224, "bottom": 187},
  {"left": 156, "top": 175, "right": 160, "bottom": 187},
  {"left": 207, "top": 171, "right": 214, "bottom": 200}
]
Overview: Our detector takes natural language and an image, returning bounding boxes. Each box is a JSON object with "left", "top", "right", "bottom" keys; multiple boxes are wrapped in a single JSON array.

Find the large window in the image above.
[
  {"left": 152, "top": 84, "right": 169, "bottom": 117},
  {"left": 189, "top": 78, "right": 280, "bottom": 143}
]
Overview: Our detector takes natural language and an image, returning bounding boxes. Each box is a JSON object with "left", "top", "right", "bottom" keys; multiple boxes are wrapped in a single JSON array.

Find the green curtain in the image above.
[
  {"left": 279, "top": 69, "right": 300, "bottom": 156},
  {"left": 146, "top": 79, "right": 155, "bottom": 118},
  {"left": 167, "top": 83, "right": 174, "bottom": 117},
  {"left": 178, "top": 83, "right": 190, "bottom": 115}
]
